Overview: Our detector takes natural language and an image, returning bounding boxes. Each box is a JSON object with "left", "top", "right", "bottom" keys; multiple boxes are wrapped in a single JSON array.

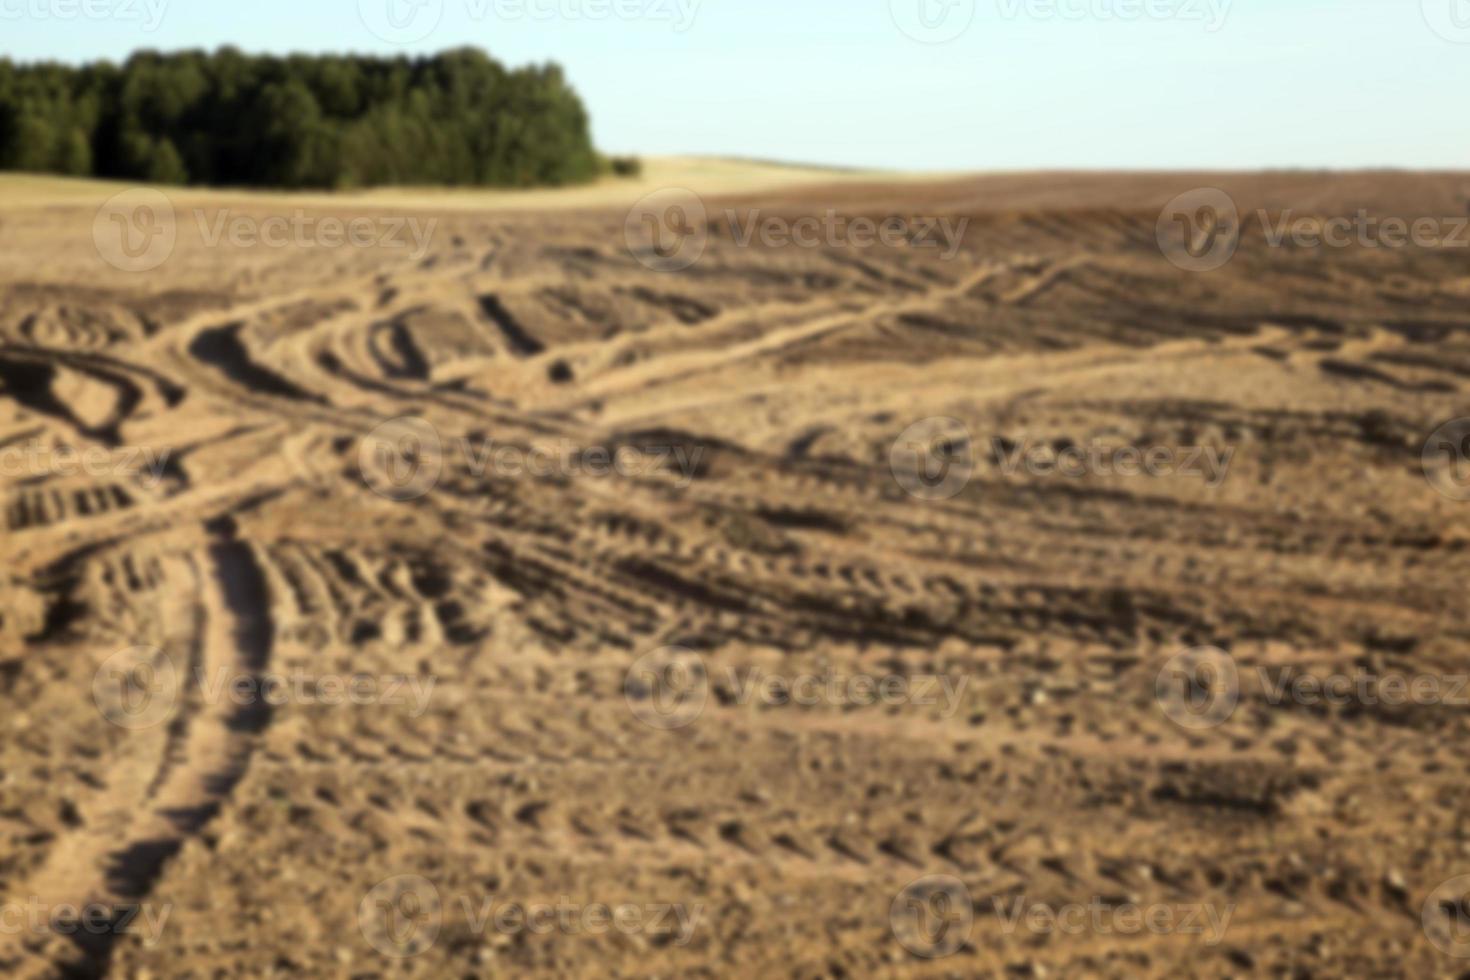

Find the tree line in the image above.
[{"left": 0, "top": 48, "right": 617, "bottom": 189}]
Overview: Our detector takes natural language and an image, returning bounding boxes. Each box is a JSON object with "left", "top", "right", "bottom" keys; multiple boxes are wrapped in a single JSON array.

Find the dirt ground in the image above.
[{"left": 1, "top": 166, "right": 1469, "bottom": 978}]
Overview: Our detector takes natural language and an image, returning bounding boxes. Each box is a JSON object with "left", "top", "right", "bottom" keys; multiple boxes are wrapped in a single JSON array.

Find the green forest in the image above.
[{"left": 0, "top": 48, "right": 613, "bottom": 189}]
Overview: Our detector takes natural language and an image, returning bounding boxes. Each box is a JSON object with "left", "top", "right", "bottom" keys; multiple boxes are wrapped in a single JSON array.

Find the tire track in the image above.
[{"left": 1, "top": 517, "right": 274, "bottom": 979}]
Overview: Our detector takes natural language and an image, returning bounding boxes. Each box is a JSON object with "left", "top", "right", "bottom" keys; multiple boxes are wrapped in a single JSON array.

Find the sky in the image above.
[{"left": 3, "top": 0, "right": 1468, "bottom": 171}]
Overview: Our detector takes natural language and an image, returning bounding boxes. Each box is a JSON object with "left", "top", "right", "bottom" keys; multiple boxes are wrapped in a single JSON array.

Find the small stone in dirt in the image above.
[{"left": 1225, "top": 948, "right": 1255, "bottom": 970}]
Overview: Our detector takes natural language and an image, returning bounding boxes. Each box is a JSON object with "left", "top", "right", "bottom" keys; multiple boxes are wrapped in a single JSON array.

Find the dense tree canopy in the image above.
[{"left": 0, "top": 48, "right": 603, "bottom": 189}]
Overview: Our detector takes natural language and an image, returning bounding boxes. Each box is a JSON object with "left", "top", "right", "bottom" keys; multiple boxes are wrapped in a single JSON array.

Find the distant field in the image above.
[
  {"left": 12, "top": 160, "right": 1465, "bottom": 219},
  {"left": 0, "top": 156, "right": 904, "bottom": 213}
]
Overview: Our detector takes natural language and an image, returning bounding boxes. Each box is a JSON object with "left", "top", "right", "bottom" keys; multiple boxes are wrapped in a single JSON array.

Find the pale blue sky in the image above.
[{"left": 4, "top": 0, "right": 1467, "bottom": 170}]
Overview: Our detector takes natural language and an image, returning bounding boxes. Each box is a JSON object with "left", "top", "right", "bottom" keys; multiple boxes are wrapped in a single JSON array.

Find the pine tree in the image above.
[{"left": 0, "top": 49, "right": 609, "bottom": 190}]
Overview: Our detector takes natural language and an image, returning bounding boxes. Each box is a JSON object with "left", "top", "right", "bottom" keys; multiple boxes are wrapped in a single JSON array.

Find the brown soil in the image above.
[{"left": 1, "top": 169, "right": 1469, "bottom": 978}]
